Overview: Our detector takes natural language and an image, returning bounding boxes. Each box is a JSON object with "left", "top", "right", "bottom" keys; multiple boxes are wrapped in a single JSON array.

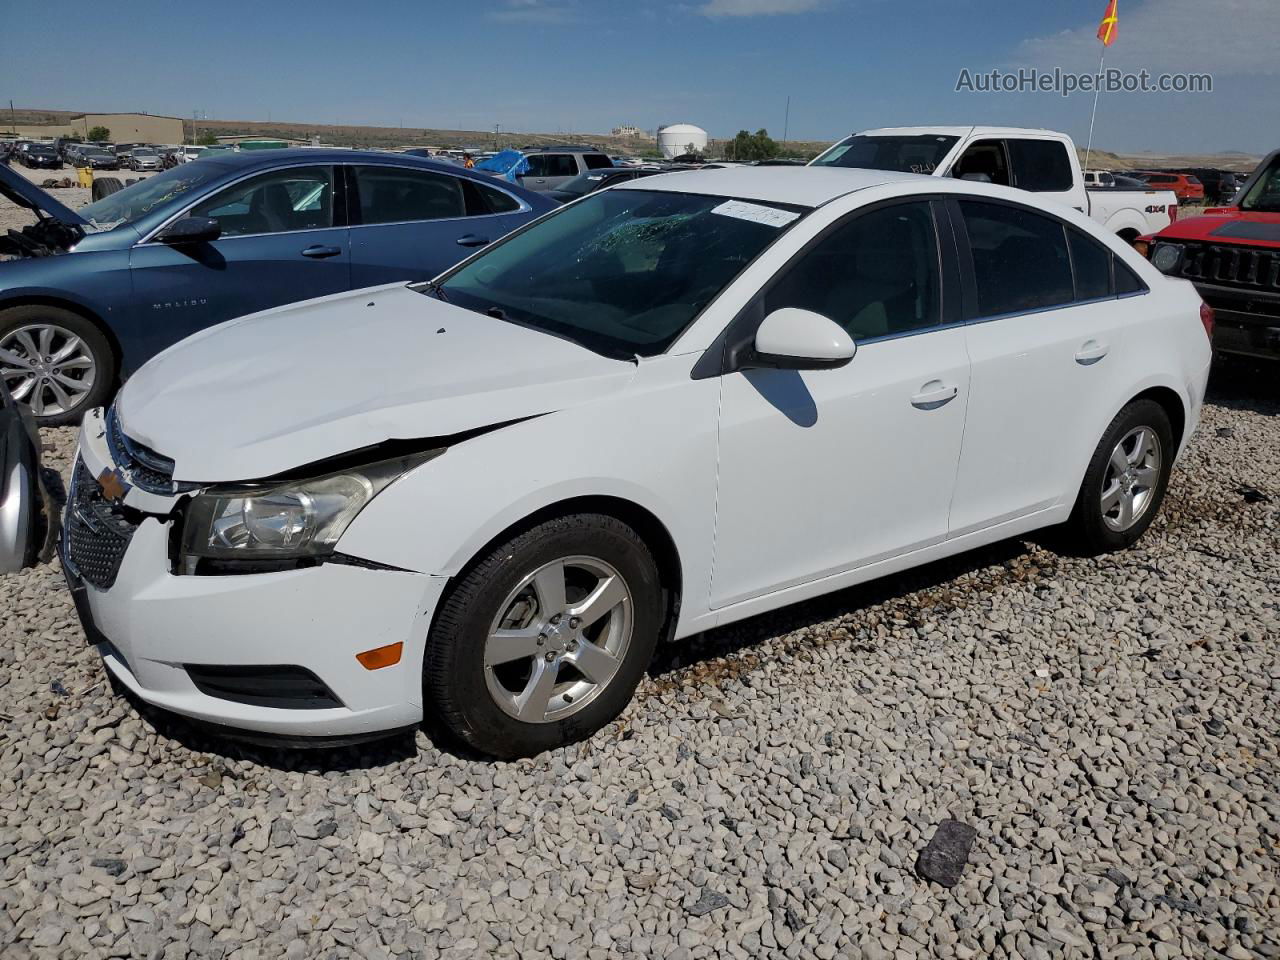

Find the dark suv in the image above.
[{"left": 517, "top": 145, "right": 613, "bottom": 192}]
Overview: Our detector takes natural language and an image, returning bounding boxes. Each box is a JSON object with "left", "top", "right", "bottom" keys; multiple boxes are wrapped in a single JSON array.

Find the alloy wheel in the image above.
[
  {"left": 483, "top": 555, "right": 633, "bottom": 724},
  {"left": 0, "top": 323, "right": 97, "bottom": 418},
  {"left": 1100, "top": 426, "right": 1162, "bottom": 532}
]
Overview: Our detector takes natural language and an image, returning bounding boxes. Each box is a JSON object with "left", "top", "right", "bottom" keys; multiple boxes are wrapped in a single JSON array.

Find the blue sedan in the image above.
[{"left": 0, "top": 150, "right": 556, "bottom": 424}]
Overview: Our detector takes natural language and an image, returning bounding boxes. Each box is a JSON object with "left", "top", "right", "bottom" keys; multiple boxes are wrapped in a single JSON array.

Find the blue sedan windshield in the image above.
[{"left": 78, "top": 161, "right": 232, "bottom": 232}]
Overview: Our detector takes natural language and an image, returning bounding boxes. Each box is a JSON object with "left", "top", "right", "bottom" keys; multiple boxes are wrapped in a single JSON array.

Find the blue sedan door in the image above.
[
  {"left": 127, "top": 164, "right": 349, "bottom": 363},
  {"left": 346, "top": 163, "right": 533, "bottom": 287}
]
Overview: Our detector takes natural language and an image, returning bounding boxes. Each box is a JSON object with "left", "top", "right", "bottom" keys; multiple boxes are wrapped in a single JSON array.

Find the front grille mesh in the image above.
[
  {"left": 1175, "top": 242, "right": 1280, "bottom": 292},
  {"left": 65, "top": 460, "right": 139, "bottom": 589}
]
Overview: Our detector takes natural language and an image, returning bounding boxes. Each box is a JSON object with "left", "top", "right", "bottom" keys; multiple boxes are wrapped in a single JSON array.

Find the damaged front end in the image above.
[{"left": 0, "top": 164, "right": 88, "bottom": 259}]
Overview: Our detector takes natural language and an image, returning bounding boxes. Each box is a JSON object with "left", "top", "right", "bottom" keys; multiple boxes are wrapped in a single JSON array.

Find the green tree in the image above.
[
  {"left": 730, "top": 128, "right": 780, "bottom": 162},
  {"left": 195, "top": 131, "right": 218, "bottom": 146},
  {"left": 85, "top": 125, "right": 110, "bottom": 142}
]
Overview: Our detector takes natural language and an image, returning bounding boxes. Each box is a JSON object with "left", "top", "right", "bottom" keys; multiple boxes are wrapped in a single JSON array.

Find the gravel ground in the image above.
[{"left": 1, "top": 176, "right": 1278, "bottom": 958}]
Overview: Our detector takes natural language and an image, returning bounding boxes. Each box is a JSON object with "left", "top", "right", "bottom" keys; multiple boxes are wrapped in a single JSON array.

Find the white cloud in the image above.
[
  {"left": 488, "top": 0, "right": 578, "bottom": 24},
  {"left": 697, "top": 0, "right": 827, "bottom": 18},
  {"left": 1017, "top": 0, "right": 1280, "bottom": 76}
]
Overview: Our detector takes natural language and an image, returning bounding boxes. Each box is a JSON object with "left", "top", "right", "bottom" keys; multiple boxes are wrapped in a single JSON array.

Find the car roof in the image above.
[
  {"left": 855, "top": 125, "right": 1062, "bottom": 139},
  {"left": 612, "top": 166, "right": 925, "bottom": 208}
]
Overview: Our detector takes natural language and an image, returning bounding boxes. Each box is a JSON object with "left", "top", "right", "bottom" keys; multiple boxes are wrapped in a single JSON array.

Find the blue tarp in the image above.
[{"left": 474, "top": 149, "right": 529, "bottom": 183}]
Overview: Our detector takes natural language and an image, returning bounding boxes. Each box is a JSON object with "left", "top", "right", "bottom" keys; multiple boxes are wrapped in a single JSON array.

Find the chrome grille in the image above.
[{"left": 64, "top": 459, "right": 139, "bottom": 589}]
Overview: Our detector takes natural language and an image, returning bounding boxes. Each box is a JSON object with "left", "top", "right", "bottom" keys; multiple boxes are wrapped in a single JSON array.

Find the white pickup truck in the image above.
[{"left": 811, "top": 126, "right": 1178, "bottom": 241}]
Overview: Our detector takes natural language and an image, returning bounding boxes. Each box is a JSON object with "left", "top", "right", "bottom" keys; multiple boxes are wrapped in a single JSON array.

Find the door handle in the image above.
[
  {"left": 300, "top": 244, "right": 341, "bottom": 259},
  {"left": 1074, "top": 340, "right": 1109, "bottom": 365},
  {"left": 910, "top": 381, "right": 959, "bottom": 410},
  {"left": 456, "top": 234, "right": 491, "bottom": 247}
]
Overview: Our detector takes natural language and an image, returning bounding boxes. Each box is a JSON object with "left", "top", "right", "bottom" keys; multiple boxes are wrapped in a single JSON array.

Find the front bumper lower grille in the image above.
[
  {"left": 185, "top": 664, "right": 344, "bottom": 710},
  {"left": 64, "top": 459, "right": 140, "bottom": 590}
]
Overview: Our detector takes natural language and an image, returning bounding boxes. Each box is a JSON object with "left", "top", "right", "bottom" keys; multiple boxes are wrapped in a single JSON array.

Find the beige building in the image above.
[{"left": 68, "top": 113, "right": 185, "bottom": 144}]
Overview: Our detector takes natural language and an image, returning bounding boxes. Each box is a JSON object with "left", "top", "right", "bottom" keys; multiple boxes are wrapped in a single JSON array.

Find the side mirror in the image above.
[
  {"left": 749, "top": 308, "right": 855, "bottom": 371},
  {"left": 157, "top": 216, "right": 221, "bottom": 244}
]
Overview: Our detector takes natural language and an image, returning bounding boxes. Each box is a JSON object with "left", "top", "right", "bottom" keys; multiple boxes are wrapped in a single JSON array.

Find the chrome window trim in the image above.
[{"left": 963, "top": 289, "right": 1150, "bottom": 327}]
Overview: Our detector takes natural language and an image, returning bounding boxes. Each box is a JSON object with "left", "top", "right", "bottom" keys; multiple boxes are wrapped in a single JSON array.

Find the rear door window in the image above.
[
  {"left": 583, "top": 154, "right": 613, "bottom": 170},
  {"left": 542, "top": 154, "right": 579, "bottom": 178},
  {"left": 958, "top": 199, "right": 1073, "bottom": 317},
  {"left": 352, "top": 165, "right": 466, "bottom": 224},
  {"left": 1008, "top": 139, "right": 1074, "bottom": 192},
  {"left": 1067, "top": 227, "right": 1113, "bottom": 300}
]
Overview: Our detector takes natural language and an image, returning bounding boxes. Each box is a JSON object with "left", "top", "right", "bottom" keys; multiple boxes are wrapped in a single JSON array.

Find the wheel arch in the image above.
[
  {"left": 431, "top": 494, "right": 685, "bottom": 647},
  {"left": 0, "top": 295, "right": 123, "bottom": 378},
  {"left": 1130, "top": 384, "right": 1186, "bottom": 451}
]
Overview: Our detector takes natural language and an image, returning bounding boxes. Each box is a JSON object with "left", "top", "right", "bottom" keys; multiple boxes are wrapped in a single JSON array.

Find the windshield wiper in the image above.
[{"left": 406, "top": 279, "right": 452, "bottom": 302}]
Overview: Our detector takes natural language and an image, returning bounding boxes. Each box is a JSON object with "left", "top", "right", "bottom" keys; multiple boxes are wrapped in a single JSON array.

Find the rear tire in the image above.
[
  {"left": 424, "top": 513, "right": 663, "bottom": 759},
  {"left": 1057, "top": 399, "right": 1174, "bottom": 556},
  {"left": 0, "top": 305, "right": 115, "bottom": 426},
  {"left": 91, "top": 177, "right": 123, "bottom": 201}
]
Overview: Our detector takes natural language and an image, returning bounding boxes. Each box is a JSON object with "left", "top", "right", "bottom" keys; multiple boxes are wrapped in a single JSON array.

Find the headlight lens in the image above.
[
  {"left": 180, "top": 451, "right": 441, "bottom": 563},
  {"left": 1151, "top": 243, "right": 1183, "bottom": 274}
]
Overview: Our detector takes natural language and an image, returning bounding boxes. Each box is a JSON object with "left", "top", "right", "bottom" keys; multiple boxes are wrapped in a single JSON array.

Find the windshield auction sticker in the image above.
[{"left": 711, "top": 200, "right": 800, "bottom": 228}]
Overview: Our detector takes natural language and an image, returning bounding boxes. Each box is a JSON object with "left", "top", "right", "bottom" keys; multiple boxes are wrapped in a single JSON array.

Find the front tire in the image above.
[
  {"left": 0, "top": 305, "right": 115, "bottom": 426},
  {"left": 1059, "top": 399, "right": 1174, "bottom": 555},
  {"left": 424, "top": 513, "right": 663, "bottom": 759}
]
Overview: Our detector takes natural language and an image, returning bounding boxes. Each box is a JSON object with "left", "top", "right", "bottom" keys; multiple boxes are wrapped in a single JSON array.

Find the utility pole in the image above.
[
  {"left": 782, "top": 95, "right": 791, "bottom": 151},
  {"left": 9, "top": 100, "right": 16, "bottom": 136}
]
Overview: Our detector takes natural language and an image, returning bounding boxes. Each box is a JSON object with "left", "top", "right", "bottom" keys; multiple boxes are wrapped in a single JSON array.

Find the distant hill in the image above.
[{"left": 6, "top": 107, "right": 1259, "bottom": 170}]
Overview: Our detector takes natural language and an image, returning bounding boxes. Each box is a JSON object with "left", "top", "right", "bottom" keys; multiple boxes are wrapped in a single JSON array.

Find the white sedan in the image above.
[{"left": 63, "top": 167, "right": 1213, "bottom": 758}]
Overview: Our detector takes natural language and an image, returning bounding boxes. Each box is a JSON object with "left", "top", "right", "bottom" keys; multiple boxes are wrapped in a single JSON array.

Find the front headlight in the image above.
[
  {"left": 1151, "top": 243, "right": 1184, "bottom": 274},
  {"left": 179, "top": 450, "right": 442, "bottom": 565}
]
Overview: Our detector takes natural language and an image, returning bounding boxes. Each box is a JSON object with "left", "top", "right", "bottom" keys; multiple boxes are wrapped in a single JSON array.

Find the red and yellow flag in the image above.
[{"left": 1097, "top": 0, "right": 1119, "bottom": 46}]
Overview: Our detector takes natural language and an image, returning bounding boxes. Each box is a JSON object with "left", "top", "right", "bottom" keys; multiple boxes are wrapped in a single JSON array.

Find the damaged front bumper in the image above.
[{"left": 62, "top": 409, "right": 449, "bottom": 740}]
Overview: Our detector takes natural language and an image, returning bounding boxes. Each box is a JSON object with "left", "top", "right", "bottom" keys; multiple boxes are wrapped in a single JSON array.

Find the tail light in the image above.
[
  {"left": 1169, "top": 204, "right": 1179, "bottom": 223},
  {"left": 1200, "top": 302, "right": 1215, "bottom": 340}
]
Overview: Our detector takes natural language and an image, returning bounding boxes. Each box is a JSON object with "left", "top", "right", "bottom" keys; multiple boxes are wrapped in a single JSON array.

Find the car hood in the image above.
[
  {"left": 115, "top": 283, "right": 637, "bottom": 483},
  {"left": 0, "top": 163, "right": 87, "bottom": 226},
  {"left": 1156, "top": 207, "right": 1280, "bottom": 249}
]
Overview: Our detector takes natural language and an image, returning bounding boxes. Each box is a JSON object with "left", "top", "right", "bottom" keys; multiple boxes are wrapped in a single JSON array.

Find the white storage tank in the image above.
[{"left": 657, "top": 123, "right": 709, "bottom": 159}]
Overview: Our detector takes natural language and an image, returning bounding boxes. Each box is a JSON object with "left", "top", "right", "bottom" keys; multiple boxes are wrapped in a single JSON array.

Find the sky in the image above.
[{"left": 2, "top": 0, "right": 1277, "bottom": 155}]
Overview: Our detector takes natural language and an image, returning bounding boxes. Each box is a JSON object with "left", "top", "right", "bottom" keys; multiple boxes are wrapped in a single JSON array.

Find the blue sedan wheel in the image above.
[{"left": 0, "top": 306, "right": 114, "bottom": 425}]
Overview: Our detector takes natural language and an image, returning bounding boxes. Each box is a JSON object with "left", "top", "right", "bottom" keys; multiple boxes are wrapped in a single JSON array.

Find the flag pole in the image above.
[{"left": 1084, "top": 43, "right": 1105, "bottom": 171}]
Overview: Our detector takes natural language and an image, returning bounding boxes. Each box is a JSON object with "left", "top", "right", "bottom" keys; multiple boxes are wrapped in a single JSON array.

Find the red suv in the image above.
[
  {"left": 1133, "top": 172, "right": 1205, "bottom": 204},
  {"left": 1139, "top": 150, "right": 1280, "bottom": 360}
]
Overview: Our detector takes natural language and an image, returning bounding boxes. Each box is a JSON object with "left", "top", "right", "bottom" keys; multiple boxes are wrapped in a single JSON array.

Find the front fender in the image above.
[
  {"left": 334, "top": 360, "right": 721, "bottom": 625},
  {"left": 0, "top": 249, "right": 132, "bottom": 329}
]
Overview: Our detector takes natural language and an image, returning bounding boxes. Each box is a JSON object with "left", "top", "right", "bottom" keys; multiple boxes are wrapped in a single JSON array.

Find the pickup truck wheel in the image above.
[
  {"left": 1058, "top": 399, "right": 1173, "bottom": 556},
  {"left": 0, "top": 306, "right": 114, "bottom": 426},
  {"left": 91, "top": 177, "right": 123, "bottom": 201},
  {"left": 424, "top": 513, "right": 663, "bottom": 759}
]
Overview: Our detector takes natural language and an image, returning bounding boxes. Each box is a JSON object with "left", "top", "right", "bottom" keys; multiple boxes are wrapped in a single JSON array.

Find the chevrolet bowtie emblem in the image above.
[{"left": 97, "top": 469, "right": 129, "bottom": 503}]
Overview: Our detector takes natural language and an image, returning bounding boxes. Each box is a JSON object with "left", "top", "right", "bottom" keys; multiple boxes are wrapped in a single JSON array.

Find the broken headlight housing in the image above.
[{"left": 179, "top": 451, "right": 442, "bottom": 567}]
